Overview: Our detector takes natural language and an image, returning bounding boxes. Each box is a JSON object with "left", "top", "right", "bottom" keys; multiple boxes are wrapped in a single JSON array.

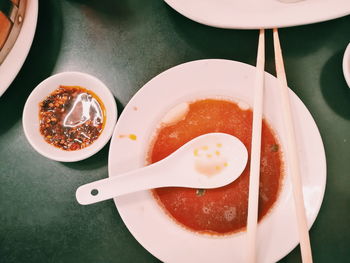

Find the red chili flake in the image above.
[{"left": 39, "top": 86, "right": 106, "bottom": 151}]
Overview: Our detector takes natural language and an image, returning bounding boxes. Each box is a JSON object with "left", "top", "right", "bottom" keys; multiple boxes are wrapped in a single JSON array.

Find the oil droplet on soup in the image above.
[
  {"left": 147, "top": 99, "right": 284, "bottom": 235},
  {"left": 193, "top": 142, "right": 228, "bottom": 176}
]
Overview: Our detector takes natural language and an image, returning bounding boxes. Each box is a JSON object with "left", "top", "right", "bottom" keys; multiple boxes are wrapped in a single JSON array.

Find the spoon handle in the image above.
[{"left": 75, "top": 163, "right": 167, "bottom": 205}]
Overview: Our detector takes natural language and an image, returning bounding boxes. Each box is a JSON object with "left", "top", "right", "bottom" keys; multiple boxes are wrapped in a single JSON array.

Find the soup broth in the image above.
[{"left": 147, "top": 99, "right": 284, "bottom": 235}]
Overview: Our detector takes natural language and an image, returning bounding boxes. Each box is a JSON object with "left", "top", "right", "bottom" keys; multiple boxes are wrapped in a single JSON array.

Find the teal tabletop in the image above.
[{"left": 0, "top": 0, "right": 349, "bottom": 262}]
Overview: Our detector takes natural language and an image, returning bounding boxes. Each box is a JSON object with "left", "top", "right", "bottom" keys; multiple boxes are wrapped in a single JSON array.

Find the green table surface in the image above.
[{"left": 1, "top": 0, "right": 349, "bottom": 262}]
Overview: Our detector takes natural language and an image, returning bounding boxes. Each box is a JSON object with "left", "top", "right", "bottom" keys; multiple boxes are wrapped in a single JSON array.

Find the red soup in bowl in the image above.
[{"left": 147, "top": 98, "right": 284, "bottom": 235}]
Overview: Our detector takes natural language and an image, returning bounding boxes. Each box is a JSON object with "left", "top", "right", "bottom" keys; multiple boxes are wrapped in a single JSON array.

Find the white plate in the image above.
[
  {"left": 108, "top": 59, "right": 326, "bottom": 262},
  {"left": 164, "top": 0, "right": 350, "bottom": 29},
  {"left": 0, "top": 0, "right": 38, "bottom": 97}
]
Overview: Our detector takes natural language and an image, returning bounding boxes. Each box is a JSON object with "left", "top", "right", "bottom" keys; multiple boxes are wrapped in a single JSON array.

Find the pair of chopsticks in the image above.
[{"left": 246, "top": 29, "right": 313, "bottom": 263}]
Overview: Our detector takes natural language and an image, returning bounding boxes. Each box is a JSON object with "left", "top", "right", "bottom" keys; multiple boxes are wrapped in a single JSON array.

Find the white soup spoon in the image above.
[{"left": 76, "top": 133, "right": 248, "bottom": 205}]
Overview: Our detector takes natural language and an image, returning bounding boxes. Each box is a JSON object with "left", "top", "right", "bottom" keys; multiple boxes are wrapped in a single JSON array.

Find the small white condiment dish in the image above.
[
  {"left": 23, "top": 71, "right": 118, "bottom": 162},
  {"left": 343, "top": 43, "right": 350, "bottom": 88}
]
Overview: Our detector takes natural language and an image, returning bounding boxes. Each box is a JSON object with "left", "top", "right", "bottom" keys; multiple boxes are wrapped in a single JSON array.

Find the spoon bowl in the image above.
[{"left": 76, "top": 133, "right": 248, "bottom": 205}]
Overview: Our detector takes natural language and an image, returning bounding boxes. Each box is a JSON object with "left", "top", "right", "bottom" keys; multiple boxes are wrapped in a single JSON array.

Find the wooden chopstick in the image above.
[
  {"left": 246, "top": 28, "right": 265, "bottom": 263},
  {"left": 272, "top": 28, "right": 313, "bottom": 263}
]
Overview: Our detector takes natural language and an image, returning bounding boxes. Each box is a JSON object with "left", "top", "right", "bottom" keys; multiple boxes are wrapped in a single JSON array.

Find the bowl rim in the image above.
[
  {"left": 22, "top": 71, "right": 117, "bottom": 162},
  {"left": 343, "top": 43, "right": 350, "bottom": 88}
]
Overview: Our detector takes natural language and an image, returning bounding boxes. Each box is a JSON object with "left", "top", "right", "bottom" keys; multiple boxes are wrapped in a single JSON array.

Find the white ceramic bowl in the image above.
[
  {"left": 108, "top": 59, "right": 326, "bottom": 263},
  {"left": 343, "top": 43, "right": 350, "bottom": 88},
  {"left": 23, "top": 72, "right": 118, "bottom": 162}
]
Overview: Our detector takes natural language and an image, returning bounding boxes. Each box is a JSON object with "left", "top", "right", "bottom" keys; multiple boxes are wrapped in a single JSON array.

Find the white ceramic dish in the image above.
[
  {"left": 108, "top": 59, "right": 326, "bottom": 263},
  {"left": 164, "top": 0, "right": 350, "bottom": 29},
  {"left": 343, "top": 43, "right": 350, "bottom": 88},
  {"left": 0, "top": 0, "right": 38, "bottom": 97},
  {"left": 23, "top": 72, "right": 117, "bottom": 162}
]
